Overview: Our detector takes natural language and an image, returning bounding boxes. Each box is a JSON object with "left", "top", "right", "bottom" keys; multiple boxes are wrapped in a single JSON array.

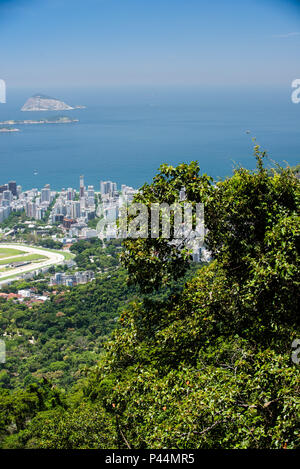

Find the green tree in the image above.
[{"left": 120, "top": 161, "right": 212, "bottom": 292}]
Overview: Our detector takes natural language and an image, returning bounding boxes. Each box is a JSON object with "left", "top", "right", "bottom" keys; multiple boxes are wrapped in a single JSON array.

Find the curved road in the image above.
[{"left": 0, "top": 243, "right": 65, "bottom": 285}]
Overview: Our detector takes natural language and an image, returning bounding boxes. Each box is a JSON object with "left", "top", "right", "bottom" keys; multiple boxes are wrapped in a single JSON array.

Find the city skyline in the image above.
[{"left": 0, "top": 173, "right": 137, "bottom": 228}]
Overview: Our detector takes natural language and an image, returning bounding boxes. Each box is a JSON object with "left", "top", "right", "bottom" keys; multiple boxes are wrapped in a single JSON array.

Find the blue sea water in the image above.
[{"left": 0, "top": 86, "right": 299, "bottom": 191}]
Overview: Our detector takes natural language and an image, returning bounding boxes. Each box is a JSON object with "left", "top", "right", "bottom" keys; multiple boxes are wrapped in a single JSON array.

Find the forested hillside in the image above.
[
  {"left": 0, "top": 266, "right": 133, "bottom": 390},
  {"left": 0, "top": 147, "right": 299, "bottom": 449},
  {"left": 0, "top": 239, "right": 199, "bottom": 392}
]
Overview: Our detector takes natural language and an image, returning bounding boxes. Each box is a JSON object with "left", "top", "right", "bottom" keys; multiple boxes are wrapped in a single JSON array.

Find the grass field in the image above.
[
  {"left": 0, "top": 244, "right": 72, "bottom": 283},
  {"left": 0, "top": 248, "right": 26, "bottom": 259},
  {"left": 37, "top": 246, "right": 75, "bottom": 260},
  {"left": 0, "top": 254, "right": 47, "bottom": 266}
]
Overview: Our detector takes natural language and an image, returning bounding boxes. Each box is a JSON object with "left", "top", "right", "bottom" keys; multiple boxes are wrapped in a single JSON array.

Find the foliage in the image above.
[
  {"left": 38, "top": 238, "right": 63, "bottom": 250},
  {"left": 120, "top": 161, "right": 212, "bottom": 292},
  {"left": 70, "top": 238, "right": 121, "bottom": 272},
  {"left": 84, "top": 150, "right": 298, "bottom": 448},
  {"left": 0, "top": 267, "right": 134, "bottom": 390},
  {"left": 8, "top": 403, "right": 116, "bottom": 449},
  {"left": 0, "top": 149, "right": 299, "bottom": 449},
  {"left": 0, "top": 380, "right": 65, "bottom": 445},
  {"left": 0, "top": 211, "right": 27, "bottom": 229}
]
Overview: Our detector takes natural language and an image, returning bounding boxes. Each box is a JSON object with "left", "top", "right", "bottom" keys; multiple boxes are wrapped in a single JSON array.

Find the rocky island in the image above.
[{"left": 21, "top": 94, "right": 86, "bottom": 111}]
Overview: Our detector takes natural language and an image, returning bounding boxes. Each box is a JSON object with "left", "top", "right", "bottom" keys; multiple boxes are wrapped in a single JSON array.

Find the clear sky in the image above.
[{"left": 0, "top": 0, "right": 300, "bottom": 87}]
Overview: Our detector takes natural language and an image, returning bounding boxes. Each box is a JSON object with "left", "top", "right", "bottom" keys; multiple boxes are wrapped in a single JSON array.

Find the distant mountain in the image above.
[{"left": 21, "top": 94, "right": 85, "bottom": 111}]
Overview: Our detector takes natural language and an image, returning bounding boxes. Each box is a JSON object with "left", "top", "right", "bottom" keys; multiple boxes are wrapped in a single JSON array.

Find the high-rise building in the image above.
[
  {"left": 71, "top": 201, "right": 81, "bottom": 219},
  {"left": 41, "top": 185, "right": 51, "bottom": 203},
  {"left": 67, "top": 188, "right": 74, "bottom": 201},
  {"left": 87, "top": 185, "right": 95, "bottom": 207},
  {"left": 0, "top": 206, "right": 10, "bottom": 222},
  {"left": 25, "top": 201, "right": 36, "bottom": 219},
  {"left": 100, "top": 181, "right": 117, "bottom": 197},
  {"left": 120, "top": 185, "right": 137, "bottom": 204},
  {"left": 87, "top": 185, "right": 94, "bottom": 198},
  {"left": 8, "top": 181, "right": 17, "bottom": 197},
  {"left": 80, "top": 175, "right": 85, "bottom": 198},
  {"left": 2, "top": 190, "right": 13, "bottom": 202}
]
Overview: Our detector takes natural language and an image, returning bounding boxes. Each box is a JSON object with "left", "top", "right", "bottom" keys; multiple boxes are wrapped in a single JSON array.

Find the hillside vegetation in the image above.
[{"left": 0, "top": 147, "right": 299, "bottom": 449}]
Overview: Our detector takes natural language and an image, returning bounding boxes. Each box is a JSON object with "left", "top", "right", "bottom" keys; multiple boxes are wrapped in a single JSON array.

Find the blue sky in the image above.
[{"left": 0, "top": 0, "right": 300, "bottom": 87}]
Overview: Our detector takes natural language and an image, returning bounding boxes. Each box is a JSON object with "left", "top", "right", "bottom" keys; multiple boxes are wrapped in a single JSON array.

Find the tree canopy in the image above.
[{"left": 0, "top": 149, "right": 299, "bottom": 449}]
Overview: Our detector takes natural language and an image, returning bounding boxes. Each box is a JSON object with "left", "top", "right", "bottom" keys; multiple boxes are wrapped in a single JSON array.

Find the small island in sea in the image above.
[
  {"left": 21, "top": 94, "right": 86, "bottom": 111},
  {"left": 0, "top": 116, "right": 79, "bottom": 125},
  {"left": 0, "top": 127, "right": 20, "bottom": 133}
]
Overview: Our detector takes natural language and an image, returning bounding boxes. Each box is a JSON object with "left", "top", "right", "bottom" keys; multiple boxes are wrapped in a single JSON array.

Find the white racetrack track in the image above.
[{"left": 0, "top": 243, "right": 65, "bottom": 285}]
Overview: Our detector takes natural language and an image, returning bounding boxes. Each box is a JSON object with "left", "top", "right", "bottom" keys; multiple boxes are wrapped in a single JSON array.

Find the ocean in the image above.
[{"left": 0, "top": 85, "right": 299, "bottom": 191}]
